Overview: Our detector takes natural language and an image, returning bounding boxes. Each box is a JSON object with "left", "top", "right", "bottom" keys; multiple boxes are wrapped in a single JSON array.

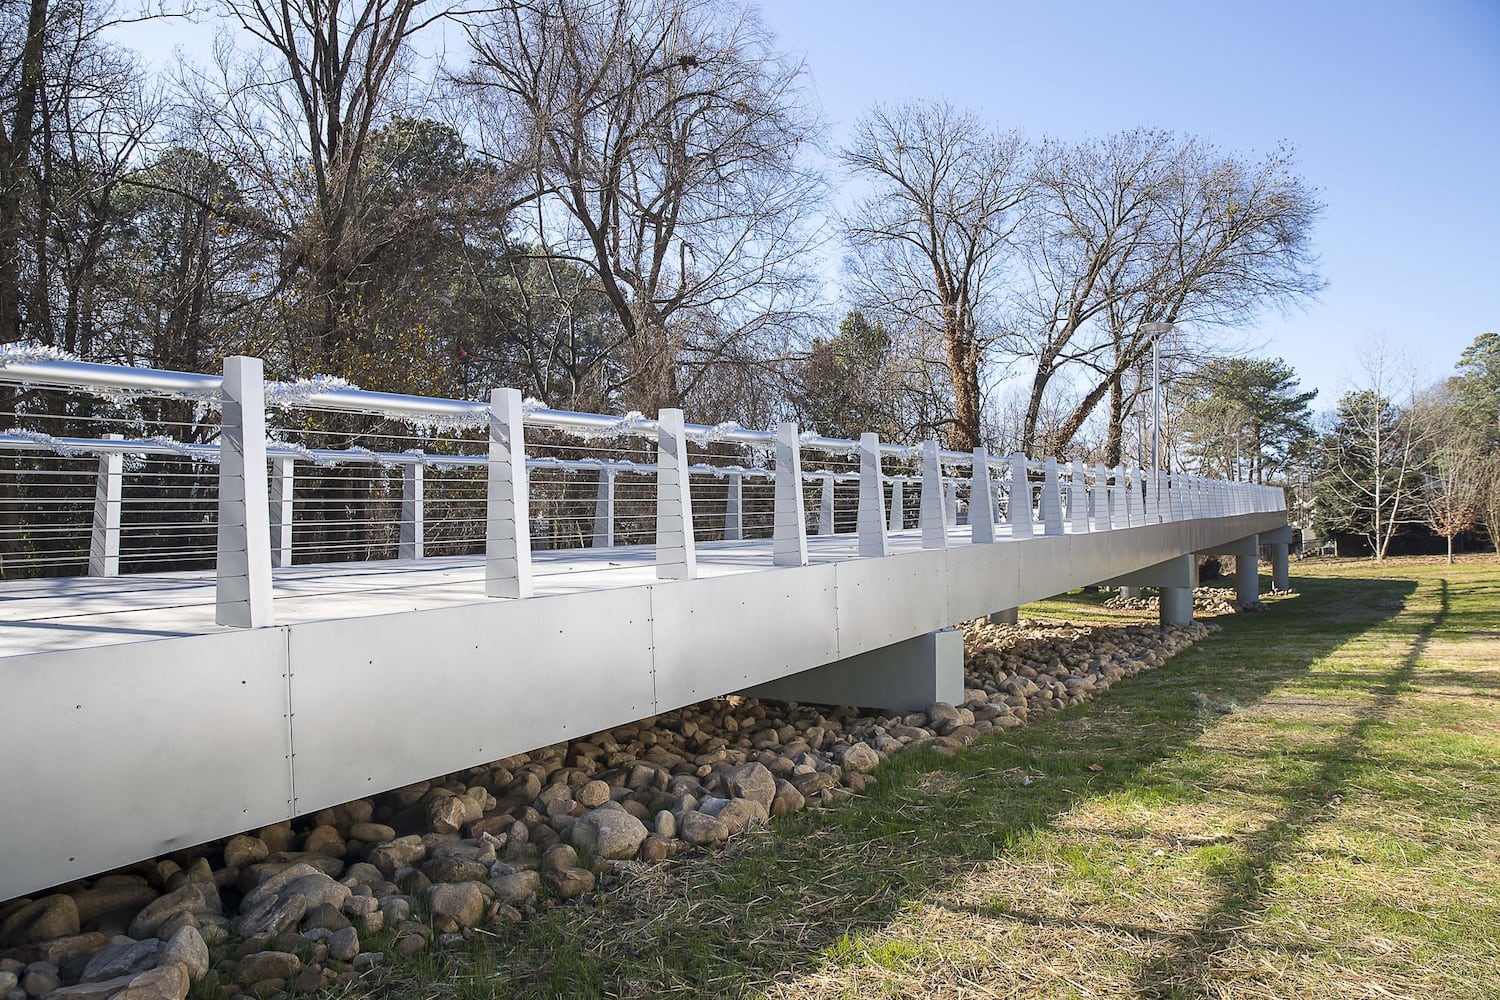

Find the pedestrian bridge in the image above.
[{"left": 0, "top": 353, "right": 1290, "bottom": 900}]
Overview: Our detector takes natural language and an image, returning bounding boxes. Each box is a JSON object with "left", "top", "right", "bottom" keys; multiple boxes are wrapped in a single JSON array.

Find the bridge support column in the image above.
[
  {"left": 988, "top": 607, "right": 1018, "bottom": 625},
  {"left": 1201, "top": 534, "right": 1259, "bottom": 605},
  {"left": 216, "top": 356, "right": 274, "bottom": 628},
  {"left": 773, "top": 422, "right": 808, "bottom": 567},
  {"left": 88, "top": 434, "right": 123, "bottom": 577},
  {"left": 740, "top": 628, "right": 964, "bottom": 714},
  {"left": 271, "top": 457, "right": 295, "bottom": 567},
  {"left": 1118, "top": 586, "right": 1140, "bottom": 599},
  {"left": 1102, "top": 554, "right": 1197, "bottom": 628},
  {"left": 1260, "top": 524, "right": 1293, "bottom": 591}
]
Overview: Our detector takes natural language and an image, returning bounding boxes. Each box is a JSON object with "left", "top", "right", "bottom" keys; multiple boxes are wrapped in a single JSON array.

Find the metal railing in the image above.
[{"left": 0, "top": 353, "right": 1286, "bottom": 627}]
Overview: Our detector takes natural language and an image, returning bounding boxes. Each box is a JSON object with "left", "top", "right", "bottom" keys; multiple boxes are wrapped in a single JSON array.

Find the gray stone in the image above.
[
  {"left": 327, "top": 927, "right": 359, "bottom": 963},
  {"left": 222, "top": 835, "right": 269, "bottom": 869},
  {"left": 488, "top": 871, "right": 541, "bottom": 906},
  {"left": 341, "top": 896, "right": 379, "bottom": 919},
  {"left": 366, "top": 836, "right": 426, "bottom": 877},
  {"left": 234, "top": 951, "right": 301, "bottom": 985},
  {"left": 720, "top": 762, "right": 776, "bottom": 810},
  {"left": 841, "top": 742, "right": 880, "bottom": 774},
  {"left": 418, "top": 857, "right": 489, "bottom": 884},
  {"left": 574, "top": 780, "right": 612, "bottom": 808},
  {"left": 126, "top": 884, "right": 219, "bottom": 941},
  {"left": 347, "top": 823, "right": 396, "bottom": 844},
  {"left": 159, "top": 925, "right": 208, "bottom": 982},
  {"left": 70, "top": 882, "right": 159, "bottom": 927},
  {"left": 426, "top": 884, "right": 485, "bottom": 934},
  {"left": 21, "top": 969, "right": 61, "bottom": 995},
  {"left": 569, "top": 807, "right": 649, "bottom": 860},
  {"left": 542, "top": 867, "right": 594, "bottom": 901},
  {"left": 79, "top": 938, "right": 161, "bottom": 983},
  {"left": 0, "top": 895, "right": 79, "bottom": 947},
  {"left": 678, "top": 811, "right": 729, "bottom": 846},
  {"left": 715, "top": 798, "right": 769, "bottom": 835},
  {"left": 352, "top": 953, "right": 383, "bottom": 973},
  {"left": 653, "top": 810, "right": 676, "bottom": 839},
  {"left": 0, "top": 974, "right": 13, "bottom": 996}
]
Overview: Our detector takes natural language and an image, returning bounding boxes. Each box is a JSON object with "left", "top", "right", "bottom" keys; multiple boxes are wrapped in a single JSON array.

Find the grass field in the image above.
[{"left": 339, "top": 556, "right": 1500, "bottom": 999}]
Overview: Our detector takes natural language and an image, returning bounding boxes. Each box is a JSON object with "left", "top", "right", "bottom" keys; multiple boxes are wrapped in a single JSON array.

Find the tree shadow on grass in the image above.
[
  {"left": 1122, "top": 576, "right": 1449, "bottom": 999},
  {"left": 340, "top": 574, "right": 1422, "bottom": 1000}
]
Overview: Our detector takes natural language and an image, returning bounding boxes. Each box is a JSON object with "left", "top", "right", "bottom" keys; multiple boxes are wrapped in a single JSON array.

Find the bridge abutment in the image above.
[
  {"left": 740, "top": 628, "right": 964, "bottom": 714},
  {"left": 988, "top": 607, "right": 1019, "bottom": 625}
]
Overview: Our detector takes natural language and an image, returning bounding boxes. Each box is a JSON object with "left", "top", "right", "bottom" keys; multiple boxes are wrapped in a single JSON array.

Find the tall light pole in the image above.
[{"left": 1142, "top": 322, "right": 1174, "bottom": 518}]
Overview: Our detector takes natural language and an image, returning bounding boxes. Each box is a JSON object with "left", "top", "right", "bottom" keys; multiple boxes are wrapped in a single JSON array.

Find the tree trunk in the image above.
[
  {"left": 1105, "top": 371, "right": 1124, "bottom": 467},
  {"left": 1448, "top": 535, "right": 1454, "bottom": 564},
  {"left": 945, "top": 332, "right": 982, "bottom": 450}
]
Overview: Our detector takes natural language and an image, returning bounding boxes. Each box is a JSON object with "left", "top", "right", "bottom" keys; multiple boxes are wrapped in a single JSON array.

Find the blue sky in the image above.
[
  {"left": 754, "top": 0, "right": 1500, "bottom": 406},
  {"left": 122, "top": 1, "right": 1498, "bottom": 408}
]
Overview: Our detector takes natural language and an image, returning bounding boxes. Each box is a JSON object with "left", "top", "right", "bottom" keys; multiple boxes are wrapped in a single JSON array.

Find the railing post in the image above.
[
  {"left": 591, "top": 466, "right": 615, "bottom": 548},
  {"left": 1115, "top": 465, "right": 1132, "bottom": 528},
  {"left": 773, "top": 421, "right": 808, "bottom": 567},
  {"left": 1007, "top": 454, "right": 1033, "bottom": 538},
  {"left": 1146, "top": 468, "right": 1160, "bottom": 523},
  {"left": 857, "top": 433, "right": 888, "bottom": 557},
  {"left": 1069, "top": 460, "right": 1089, "bottom": 533},
  {"left": 817, "top": 473, "right": 835, "bottom": 535},
  {"left": 270, "top": 457, "right": 295, "bottom": 567},
  {"left": 485, "top": 387, "right": 532, "bottom": 598},
  {"left": 1093, "top": 462, "right": 1113, "bottom": 532},
  {"left": 943, "top": 477, "right": 960, "bottom": 526},
  {"left": 888, "top": 477, "right": 905, "bottom": 532},
  {"left": 655, "top": 408, "right": 697, "bottom": 580},
  {"left": 216, "top": 355, "right": 274, "bottom": 628},
  {"left": 724, "top": 469, "right": 743, "bottom": 542},
  {"left": 920, "top": 440, "right": 949, "bottom": 550},
  {"left": 87, "top": 433, "right": 123, "bottom": 577},
  {"left": 398, "top": 461, "right": 423, "bottom": 560},
  {"left": 1040, "top": 457, "right": 1064, "bottom": 535},
  {"left": 971, "top": 447, "right": 995, "bottom": 544}
]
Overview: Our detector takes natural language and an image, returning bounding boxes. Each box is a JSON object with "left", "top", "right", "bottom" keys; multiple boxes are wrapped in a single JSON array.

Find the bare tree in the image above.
[
  {"left": 841, "top": 100, "right": 1028, "bottom": 450},
  {"left": 462, "top": 0, "right": 824, "bottom": 413},
  {"left": 1011, "top": 136, "right": 1322, "bottom": 458},
  {"left": 1421, "top": 444, "right": 1484, "bottom": 563}
]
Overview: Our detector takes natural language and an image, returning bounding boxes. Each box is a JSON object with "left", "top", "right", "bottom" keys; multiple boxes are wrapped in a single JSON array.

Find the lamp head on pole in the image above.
[{"left": 1142, "top": 322, "right": 1175, "bottom": 340}]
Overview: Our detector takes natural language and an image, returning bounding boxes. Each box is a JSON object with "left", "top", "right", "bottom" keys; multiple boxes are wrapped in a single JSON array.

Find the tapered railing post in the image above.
[
  {"left": 971, "top": 447, "right": 995, "bottom": 544},
  {"left": 1040, "top": 458, "right": 1064, "bottom": 535},
  {"left": 1069, "top": 460, "right": 1089, "bottom": 533},
  {"left": 857, "top": 433, "right": 888, "bottom": 557},
  {"left": 817, "top": 473, "right": 835, "bottom": 535},
  {"left": 920, "top": 440, "right": 949, "bottom": 549},
  {"left": 888, "top": 477, "right": 905, "bottom": 532},
  {"left": 269, "top": 456, "right": 294, "bottom": 567},
  {"left": 216, "top": 356, "right": 274, "bottom": 627},
  {"left": 1007, "top": 454, "right": 1033, "bottom": 538},
  {"left": 1114, "top": 465, "right": 1131, "bottom": 528},
  {"left": 485, "top": 387, "right": 532, "bottom": 598},
  {"left": 87, "top": 433, "right": 123, "bottom": 577},
  {"left": 773, "top": 422, "right": 808, "bottom": 567},
  {"left": 724, "top": 470, "right": 743, "bottom": 542},
  {"left": 1093, "top": 462, "right": 1113, "bottom": 532},
  {"left": 655, "top": 408, "right": 696, "bottom": 580},
  {"left": 943, "top": 477, "right": 960, "bottom": 526},
  {"left": 591, "top": 466, "right": 615, "bottom": 548},
  {"left": 398, "top": 461, "right": 423, "bottom": 560}
]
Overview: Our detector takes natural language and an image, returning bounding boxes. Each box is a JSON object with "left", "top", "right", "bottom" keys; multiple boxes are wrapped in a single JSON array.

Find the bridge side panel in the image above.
[
  {"left": 833, "top": 549, "right": 949, "bottom": 658},
  {"left": 651, "top": 565, "right": 839, "bottom": 712},
  {"left": 0, "top": 629, "right": 293, "bottom": 901},
  {"left": 286, "top": 588, "right": 654, "bottom": 817}
]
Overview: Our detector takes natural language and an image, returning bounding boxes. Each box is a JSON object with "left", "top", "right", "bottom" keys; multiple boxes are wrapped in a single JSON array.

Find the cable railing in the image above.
[{"left": 0, "top": 352, "right": 1286, "bottom": 627}]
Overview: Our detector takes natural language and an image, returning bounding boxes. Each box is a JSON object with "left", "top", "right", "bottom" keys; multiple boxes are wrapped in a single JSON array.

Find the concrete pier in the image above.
[{"left": 742, "top": 629, "right": 964, "bottom": 714}]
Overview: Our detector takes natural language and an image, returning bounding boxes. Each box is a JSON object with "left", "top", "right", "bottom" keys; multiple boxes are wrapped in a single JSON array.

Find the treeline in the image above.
[{"left": 3, "top": 0, "right": 1322, "bottom": 457}]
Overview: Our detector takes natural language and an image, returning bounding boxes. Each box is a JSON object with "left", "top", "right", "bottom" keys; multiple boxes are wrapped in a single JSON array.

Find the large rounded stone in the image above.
[
  {"left": 233, "top": 951, "right": 301, "bottom": 985},
  {"left": 0, "top": 894, "right": 80, "bottom": 947},
  {"left": 80, "top": 938, "right": 162, "bottom": 983},
  {"left": 678, "top": 811, "right": 729, "bottom": 846},
  {"left": 126, "top": 883, "right": 219, "bottom": 941},
  {"left": 222, "top": 835, "right": 270, "bottom": 869},
  {"left": 160, "top": 924, "right": 209, "bottom": 982},
  {"left": 569, "top": 807, "right": 649, "bottom": 860},
  {"left": 70, "top": 881, "right": 159, "bottom": 926},
  {"left": 427, "top": 883, "right": 485, "bottom": 933},
  {"left": 841, "top": 742, "right": 880, "bottom": 774},
  {"left": 542, "top": 867, "right": 595, "bottom": 900},
  {"left": 489, "top": 871, "right": 541, "bottom": 905},
  {"left": 720, "top": 762, "right": 776, "bottom": 810}
]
